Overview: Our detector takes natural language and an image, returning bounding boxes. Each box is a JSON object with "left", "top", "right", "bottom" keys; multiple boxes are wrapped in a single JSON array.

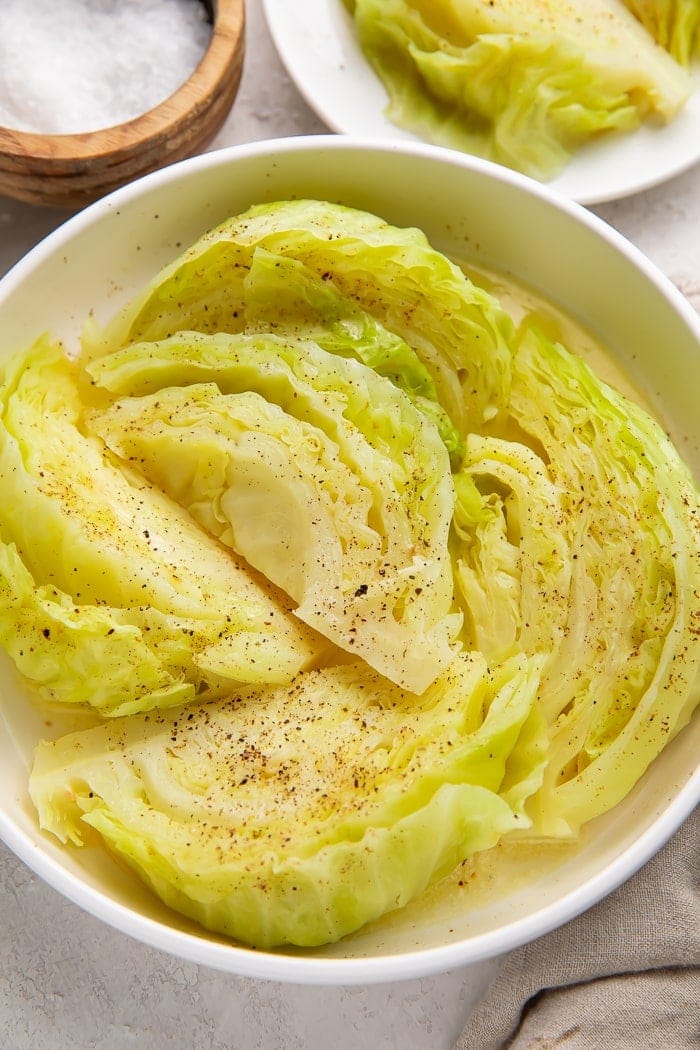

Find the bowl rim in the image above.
[{"left": 0, "top": 134, "right": 698, "bottom": 984}]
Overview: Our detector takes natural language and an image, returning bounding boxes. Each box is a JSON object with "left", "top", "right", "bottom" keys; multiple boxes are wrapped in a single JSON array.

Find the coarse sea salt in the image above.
[{"left": 0, "top": 0, "right": 212, "bottom": 135}]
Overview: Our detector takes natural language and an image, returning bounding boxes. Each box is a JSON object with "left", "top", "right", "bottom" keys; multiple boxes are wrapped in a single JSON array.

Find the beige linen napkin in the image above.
[{"left": 455, "top": 807, "right": 699, "bottom": 1050}]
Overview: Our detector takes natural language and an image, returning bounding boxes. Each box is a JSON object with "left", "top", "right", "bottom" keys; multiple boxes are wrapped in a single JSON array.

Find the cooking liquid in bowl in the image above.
[{"left": 463, "top": 263, "right": 653, "bottom": 407}]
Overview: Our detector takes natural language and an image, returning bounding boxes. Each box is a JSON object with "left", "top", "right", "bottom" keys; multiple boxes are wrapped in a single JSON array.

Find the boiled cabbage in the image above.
[
  {"left": 87, "top": 332, "right": 460, "bottom": 693},
  {"left": 83, "top": 198, "right": 515, "bottom": 440},
  {"left": 451, "top": 326, "right": 700, "bottom": 834},
  {"left": 624, "top": 0, "right": 700, "bottom": 64},
  {"left": 0, "top": 337, "right": 324, "bottom": 714},
  {"left": 30, "top": 653, "right": 546, "bottom": 947},
  {"left": 242, "top": 247, "right": 462, "bottom": 462},
  {"left": 343, "top": 0, "right": 692, "bottom": 179}
]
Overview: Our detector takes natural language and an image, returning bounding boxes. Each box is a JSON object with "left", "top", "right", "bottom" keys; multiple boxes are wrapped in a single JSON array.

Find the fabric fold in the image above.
[{"left": 455, "top": 808, "right": 699, "bottom": 1049}]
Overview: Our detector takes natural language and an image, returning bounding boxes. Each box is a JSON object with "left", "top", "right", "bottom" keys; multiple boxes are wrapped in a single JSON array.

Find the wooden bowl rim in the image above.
[{"left": 0, "top": 0, "right": 244, "bottom": 163}]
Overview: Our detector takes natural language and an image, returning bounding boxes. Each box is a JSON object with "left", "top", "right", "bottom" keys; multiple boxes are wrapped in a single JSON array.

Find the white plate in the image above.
[{"left": 262, "top": 0, "right": 700, "bottom": 205}]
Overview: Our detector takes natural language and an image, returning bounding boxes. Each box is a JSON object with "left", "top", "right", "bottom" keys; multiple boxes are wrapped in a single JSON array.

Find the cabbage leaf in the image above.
[
  {"left": 87, "top": 331, "right": 461, "bottom": 694},
  {"left": 242, "top": 247, "right": 463, "bottom": 463},
  {"left": 83, "top": 198, "right": 515, "bottom": 440},
  {"left": 450, "top": 326, "right": 700, "bottom": 835},
  {"left": 623, "top": 0, "right": 700, "bottom": 64},
  {"left": 30, "top": 653, "right": 546, "bottom": 947},
  {"left": 0, "top": 337, "right": 325, "bottom": 713}
]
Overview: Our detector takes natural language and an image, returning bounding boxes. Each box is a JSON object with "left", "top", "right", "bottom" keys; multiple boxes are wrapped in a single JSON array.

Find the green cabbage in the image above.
[
  {"left": 451, "top": 326, "right": 700, "bottom": 834},
  {"left": 0, "top": 337, "right": 325, "bottom": 714},
  {"left": 242, "top": 247, "right": 463, "bottom": 463},
  {"left": 86, "top": 331, "right": 461, "bottom": 693},
  {"left": 624, "top": 0, "right": 700, "bottom": 64},
  {"left": 29, "top": 653, "right": 546, "bottom": 947},
  {"left": 83, "top": 198, "right": 515, "bottom": 440},
  {"left": 343, "top": 0, "right": 692, "bottom": 179},
  {"left": 1, "top": 198, "right": 696, "bottom": 949}
]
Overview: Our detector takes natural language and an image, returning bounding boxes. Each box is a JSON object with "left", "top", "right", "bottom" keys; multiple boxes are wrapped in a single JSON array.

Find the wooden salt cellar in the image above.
[{"left": 0, "top": 0, "right": 245, "bottom": 208}]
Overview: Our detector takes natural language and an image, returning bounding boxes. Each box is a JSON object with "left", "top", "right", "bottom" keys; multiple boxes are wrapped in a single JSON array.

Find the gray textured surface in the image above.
[
  {"left": 0, "top": 850, "right": 497, "bottom": 1049},
  {"left": 0, "top": 2, "right": 698, "bottom": 1048}
]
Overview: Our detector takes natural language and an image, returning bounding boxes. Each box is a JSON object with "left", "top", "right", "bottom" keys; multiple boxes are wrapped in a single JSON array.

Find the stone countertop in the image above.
[{"left": 0, "top": 3, "right": 697, "bottom": 1048}]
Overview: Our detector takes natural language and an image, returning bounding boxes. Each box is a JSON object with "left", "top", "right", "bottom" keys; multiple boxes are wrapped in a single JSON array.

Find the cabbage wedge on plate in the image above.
[{"left": 342, "top": 0, "right": 693, "bottom": 179}]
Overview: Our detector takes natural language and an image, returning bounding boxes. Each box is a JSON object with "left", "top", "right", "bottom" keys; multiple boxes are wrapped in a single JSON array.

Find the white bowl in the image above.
[{"left": 0, "top": 137, "right": 698, "bottom": 985}]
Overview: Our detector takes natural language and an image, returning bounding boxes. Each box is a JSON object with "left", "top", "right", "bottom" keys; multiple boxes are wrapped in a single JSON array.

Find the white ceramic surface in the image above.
[
  {"left": 0, "top": 136, "right": 698, "bottom": 986},
  {"left": 262, "top": 0, "right": 700, "bottom": 206}
]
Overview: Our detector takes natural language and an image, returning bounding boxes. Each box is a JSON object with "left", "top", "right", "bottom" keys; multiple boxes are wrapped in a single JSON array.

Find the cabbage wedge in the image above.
[
  {"left": 87, "top": 331, "right": 460, "bottom": 694},
  {"left": 624, "top": 0, "right": 700, "bottom": 64},
  {"left": 83, "top": 198, "right": 515, "bottom": 439},
  {"left": 451, "top": 326, "right": 700, "bottom": 835},
  {"left": 242, "top": 248, "right": 462, "bottom": 462},
  {"left": 0, "top": 338, "right": 325, "bottom": 714},
  {"left": 30, "top": 653, "right": 546, "bottom": 948},
  {"left": 343, "top": 0, "right": 692, "bottom": 179}
]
